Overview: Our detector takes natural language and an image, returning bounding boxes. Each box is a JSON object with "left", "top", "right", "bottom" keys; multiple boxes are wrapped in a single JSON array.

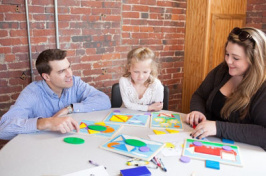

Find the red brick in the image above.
[
  {"left": 0, "top": 38, "right": 28, "bottom": 46},
  {"left": 122, "top": 25, "right": 139, "bottom": 32},
  {"left": 81, "top": 55, "right": 102, "bottom": 62},
  {"left": 83, "top": 69, "right": 102, "bottom": 75},
  {"left": 71, "top": 7, "right": 91, "bottom": 14},
  {"left": 102, "top": 15, "right": 121, "bottom": 21},
  {"left": 92, "top": 9, "right": 112, "bottom": 15},
  {"left": 33, "top": 29, "right": 55, "bottom": 37},
  {"left": 102, "top": 53, "right": 120, "bottom": 60},
  {"left": 81, "top": 1, "right": 102, "bottom": 8},
  {"left": 60, "top": 29, "right": 81, "bottom": 36},
  {"left": 103, "top": 2, "right": 121, "bottom": 8},
  {"left": 5, "top": 54, "right": 15, "bottom": 62},
  {"left": 122, "top": 12, "right": 139, "bottom": 18},
  {"left": 0, "top": 86, "right": 22, "bottom": 94},
  {"left": 132, "top": 33, "right": 149, "bottom": 39},
  {"left": 93, "top": 61, "right": 113, "bottom": 68},
  {"left": 123, "top": 5, "right": 131, "bottom": 11},
  {"left": 0, "top": 30, "right": 8, "bottom": 37},
  {"left": 132, "top": 5, "right": 149, "bottom": 12},
  {"left": 8, "top": 62, "right": 29, "bottom": 70},
  {"left": 10, "top": 29, "right": 27, "bottom": 37},
  {"left": 59, "top": 15, "right": 80, "bottom": 21},
  {"left": 0, "top": 95, "right": 10, "bottom": 102},
  {"left": 85, "top": 48, "right": 97, "bottom": 55},
  {"left": 29, "top": 6, "right": 45, "bottom": 13},
  {"left": 0, "top": 5, "right": 17, "bottom": 13},
  {"left": 157, "top": 1, "right": 173, "bottom": 7},
  {"left": 0, "top": 79, "right": 8, "bottom": 86},
  {"left": 5, "top": 13, "right": 25, "bottom": 21},
  {"left": 140, "top": 27, "right": 154, "bottom": 32},
  {"left": 82, "top": 15, "right": 101, "bottom": 22}
]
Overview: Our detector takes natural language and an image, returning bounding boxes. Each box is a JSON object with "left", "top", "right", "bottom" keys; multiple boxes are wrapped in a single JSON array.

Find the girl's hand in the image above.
[
  {"left": 190, "top": 120, "right": 216, "bottom": 139},
  {"left": 186, "top": 111, "right": 206, "bottom": 126},
  {"left": 148, "top": 102, "right": 163, "bottom": 111}
]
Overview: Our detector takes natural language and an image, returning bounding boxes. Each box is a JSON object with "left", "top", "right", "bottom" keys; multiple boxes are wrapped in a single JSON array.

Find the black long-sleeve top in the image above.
[{"left": 190, "top": 62, "right": 266, "bottom": 150}]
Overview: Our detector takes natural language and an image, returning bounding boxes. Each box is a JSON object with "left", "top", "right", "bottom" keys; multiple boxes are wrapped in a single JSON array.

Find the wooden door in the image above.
[{"left": 182, "top": 0, "right": 247, "bottom": 113}]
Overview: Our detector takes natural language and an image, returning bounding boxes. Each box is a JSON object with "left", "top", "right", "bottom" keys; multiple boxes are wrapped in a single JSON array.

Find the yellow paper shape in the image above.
[
  {"left": 153, "top": 130, "right": 166, "bottom": 135},
  {"left": 94, "top": 122, "right": 106, "bottom": 126},
  {"left": 110, "top": 115, "right": 129, "bottom": 122},
  {"left": 165, "top": 142, "right": 175, "bottom": 148},
  {"left": 166, "top": 129, "right": 179, "bottom": 134},
  {"left": 80, "top": 123, "right": 87, "bottom": 129},
  {"left": 88, "top": 129, "right": 100, "bottom": 134}
]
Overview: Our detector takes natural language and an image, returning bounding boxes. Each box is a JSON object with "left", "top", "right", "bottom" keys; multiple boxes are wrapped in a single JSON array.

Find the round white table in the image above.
[{"left": 0, "top": 108, "right": 265, "bottom": 176}]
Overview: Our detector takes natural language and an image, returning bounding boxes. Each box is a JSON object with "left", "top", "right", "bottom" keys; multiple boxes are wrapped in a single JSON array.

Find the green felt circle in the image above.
[
  {"left": 88, "top": 125, "right": 107, "bottom": 131},
  {"left": 125, "top": 139, "right": 147, "bottom": 147},
  {"left": 63, "top": 137, "right": 85, "bottom": 144}
]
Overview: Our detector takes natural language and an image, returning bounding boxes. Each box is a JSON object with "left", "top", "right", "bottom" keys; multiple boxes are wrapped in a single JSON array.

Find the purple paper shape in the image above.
[
  {"left": 222, "top": 146, "right": 232, "bottom": 151},
  {"left": 113, "top": 110, "right": 121, "bottom": 113},
  {"left": 180, "top": 156, "right": 190, "bottom": 163},
  {"left": 193, "top": 141, "right": 203, "bottom": 146},
  {"left": 139, "top": 146, "right": 150, "bottom": 152}
]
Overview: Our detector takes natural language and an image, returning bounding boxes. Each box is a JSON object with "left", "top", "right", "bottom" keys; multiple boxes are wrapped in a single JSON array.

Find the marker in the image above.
[
  {"left": 159, "top": 158, "right": 167, "bottom": 172},
  {"left": 88, "top": 160, "right": 107, "bottom": 169}
]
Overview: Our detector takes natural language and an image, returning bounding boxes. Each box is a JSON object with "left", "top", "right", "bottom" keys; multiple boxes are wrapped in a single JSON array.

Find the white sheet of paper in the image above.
[
  {"left": 148, "top": 132, "right": 191, "bottom": 143},
  {"left": 62, "top": 166, "right": 109, "bottom": 176}
]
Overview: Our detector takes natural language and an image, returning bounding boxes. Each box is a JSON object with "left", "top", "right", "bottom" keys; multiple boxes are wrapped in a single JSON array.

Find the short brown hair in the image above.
[{"left": 36, "top": 49, "right": 67, "bottom": 76}]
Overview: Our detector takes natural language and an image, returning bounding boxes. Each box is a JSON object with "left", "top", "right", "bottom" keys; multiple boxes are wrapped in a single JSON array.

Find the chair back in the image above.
[{"left": 111, "top": 83, "right": 169, "bottom": 110}]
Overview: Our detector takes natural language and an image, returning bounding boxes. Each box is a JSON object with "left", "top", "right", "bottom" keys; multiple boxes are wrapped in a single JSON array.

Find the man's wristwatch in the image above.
[{"left": 66, "top": 104, "right": 73, "bottom": 114}]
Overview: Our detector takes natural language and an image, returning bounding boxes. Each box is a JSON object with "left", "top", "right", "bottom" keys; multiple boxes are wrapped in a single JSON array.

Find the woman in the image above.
[{"left": 186, "top": 27, "right": 266, "bottom": 150}]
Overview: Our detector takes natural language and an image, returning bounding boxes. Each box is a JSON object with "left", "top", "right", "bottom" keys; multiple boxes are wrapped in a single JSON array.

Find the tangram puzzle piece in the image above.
[
  {"left": 222, "top": 138, "right": 235, "bottom": 144},
  {"left": 153, "top": 130, "right": 166, "bottom": 135},
  {"left": 88, "top": 129, "right": 100, "bottom": 134},
  {"left": 110, "top": 115, "right": 132, "bottom": 122},
  {"left": 165, "top": 142, "right": 175, "bottom": 148},
  {"left": 166, "top": 129, "right": 179, "bottom": 134},
  {"left": 94, "top": 122, "right": 106, "bottom": 126},
  {"left": 206, "top": 160, "right": 220, "bottom": 170},
  {"left": 120, "top": 166, "right": 151, "bottom": 176},
  {"left": 79, "top": 123, "right": 87, "bottom": 129}
]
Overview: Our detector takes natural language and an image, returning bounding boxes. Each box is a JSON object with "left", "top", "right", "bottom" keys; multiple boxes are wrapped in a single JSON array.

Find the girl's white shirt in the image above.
[{"left": 119, "top": 76, "right": 164, "bottom": 111}]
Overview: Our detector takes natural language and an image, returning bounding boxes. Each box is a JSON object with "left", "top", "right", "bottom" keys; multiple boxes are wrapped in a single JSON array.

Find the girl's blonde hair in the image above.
[
  {"left": 123, "top": 47, "right": 158, "bottom": 86},
  {"left": 221, "top": 27, "right": 266, "bottom": 119}
]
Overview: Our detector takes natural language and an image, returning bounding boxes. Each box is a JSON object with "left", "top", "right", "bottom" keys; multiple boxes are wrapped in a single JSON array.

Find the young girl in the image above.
[{"left": 119, "top": 47, "right": 164, "bottom": 111}]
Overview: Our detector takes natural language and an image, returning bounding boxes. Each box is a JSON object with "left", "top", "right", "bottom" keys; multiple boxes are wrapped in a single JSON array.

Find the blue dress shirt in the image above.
[{"left": 0, "top": 76, "right": 111, "bottom": 140}]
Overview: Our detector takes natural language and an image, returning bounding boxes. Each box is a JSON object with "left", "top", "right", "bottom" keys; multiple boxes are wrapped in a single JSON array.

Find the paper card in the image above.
[
  {"left": 182, "top": 138, "right": 242, "bottom": 167},
  {"left": 103, "top": 112, "right": 150, "bottom": 127},
  {"left": 150, "top": 112, "right": 183, "bottom": 130},
  {"left": 100, "top": 134, "right": 164, "bottom": 161},
  {"left": 76, "top": 120, "right": 122, "bottom": 138}
]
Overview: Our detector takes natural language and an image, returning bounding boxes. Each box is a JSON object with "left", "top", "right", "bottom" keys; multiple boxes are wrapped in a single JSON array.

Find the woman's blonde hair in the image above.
[
  {"left": 123, "top": 47, "right": 158, "bottom": 86},
  {"left": 221, "top": 27, "right": 266, "bottom": 119}
]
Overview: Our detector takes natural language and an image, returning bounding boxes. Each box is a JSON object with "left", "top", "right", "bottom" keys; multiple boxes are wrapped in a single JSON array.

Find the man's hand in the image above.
[{"left": 37, "top": 116, "right": 79, "bottom": 133}]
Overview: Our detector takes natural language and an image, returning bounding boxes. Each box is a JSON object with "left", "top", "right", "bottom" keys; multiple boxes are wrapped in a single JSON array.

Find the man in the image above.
[{"left": 0, "top": 49, "right": 111, "bottom": 140}]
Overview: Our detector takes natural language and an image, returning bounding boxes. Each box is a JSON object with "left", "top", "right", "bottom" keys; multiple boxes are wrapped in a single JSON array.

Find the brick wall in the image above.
[
  {"left": 0, "top": 0, "right": 265, "bottom": 117},
  {"left": 246, "top": 0, "right": 266, "bottom": 33},
  {"left": 0, "top": 0, "right": 186, "bottom": 116}
]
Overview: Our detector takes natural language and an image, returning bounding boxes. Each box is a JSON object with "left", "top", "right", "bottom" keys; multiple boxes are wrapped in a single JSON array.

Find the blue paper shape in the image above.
[
  {"left": 206, "top": 160, "right": 220, "bottom": 170},
  {"left": 120, "top": 166, "right": 151, "bottom": 176},
  {"left": 222, "top": 138, "right": 235, "bottom": 144}
]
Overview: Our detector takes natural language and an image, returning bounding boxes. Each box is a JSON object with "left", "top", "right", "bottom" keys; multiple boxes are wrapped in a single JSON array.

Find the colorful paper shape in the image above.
[
  {"left": 104, "top": 112, "right": 150, "bottom": 127},
  {"left": 120, "top": 166, "right": 151, "bottom": 176},
  {"left": 76, "top": 120, "right": 122, "bottom": 138},
  {"left": 206, "top": 160, "right": 220, "bottom": 170},
  {"left": 150, "top": 112, "right": 183, "bottom": 130},
  {"left": 101, "top": 134, "right": 165, "bottom": 161},
  {"left": 153, "top": 130, "right": 166, "bottom": 135},
  {"left": 182, "top": 138, "right": 242, "bottom": 167}
]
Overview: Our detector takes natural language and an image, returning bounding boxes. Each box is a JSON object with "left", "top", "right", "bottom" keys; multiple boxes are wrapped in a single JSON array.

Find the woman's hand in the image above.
[
  {"left": 186, "top": 111, "right": 207, "bottom": 126},
  {"left": 190, "top": 120, "right": 217, "bottom": 139}
]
